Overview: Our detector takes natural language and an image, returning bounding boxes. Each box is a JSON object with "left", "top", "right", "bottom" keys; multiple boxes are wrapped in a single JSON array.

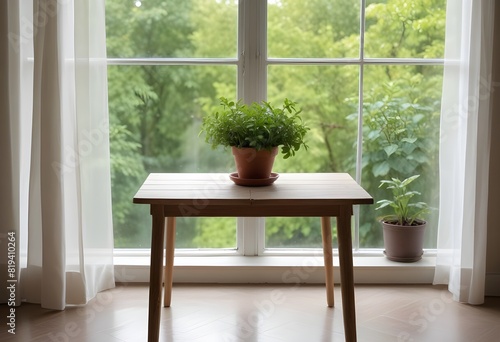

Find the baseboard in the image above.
[{"left": 486, "top": 273, "right": 500, "bottom": 296}]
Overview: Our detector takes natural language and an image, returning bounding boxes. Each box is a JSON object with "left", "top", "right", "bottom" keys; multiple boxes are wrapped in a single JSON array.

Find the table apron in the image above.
[{"left": 154, "top": 204, "right": 353, "bottom": 217}]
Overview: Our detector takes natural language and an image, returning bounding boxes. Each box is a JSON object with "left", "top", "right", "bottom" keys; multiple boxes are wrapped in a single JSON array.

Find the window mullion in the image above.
[
  {"left": 353, "top": 0, "right": 368, "bottom": 251},
  {"left": 241, "top": 0, "right": 267, "bottom": 104},
  {"left": 238, "top": 0, "right": 267, "bottom": 256}
]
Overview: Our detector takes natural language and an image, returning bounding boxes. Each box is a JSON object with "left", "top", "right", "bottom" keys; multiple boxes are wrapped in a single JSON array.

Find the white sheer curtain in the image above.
[
  {"left": 1, "top": 0, "right": 114, "bottom": 310},
  {"left": 434, "top": 0, "right": 495, "bottom": 304}
]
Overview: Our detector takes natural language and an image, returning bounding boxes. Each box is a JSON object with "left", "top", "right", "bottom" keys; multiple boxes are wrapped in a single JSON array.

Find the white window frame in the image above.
[{"left": 109, "top": 0, "right": 442, "bottom": 265}]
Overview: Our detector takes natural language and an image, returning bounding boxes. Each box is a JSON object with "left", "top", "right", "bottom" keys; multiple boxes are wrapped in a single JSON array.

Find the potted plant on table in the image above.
[
  {"left": 200, "top": 97, "right": 309, "bottom": 185},
  {"left": 376, "top": 175, "right": 430, "bottom": 262}
]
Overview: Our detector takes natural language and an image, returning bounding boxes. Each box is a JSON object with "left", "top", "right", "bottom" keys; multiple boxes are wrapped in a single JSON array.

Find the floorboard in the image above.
[{"left": 1, "top": 284, "right": 499, "bottom": 341}]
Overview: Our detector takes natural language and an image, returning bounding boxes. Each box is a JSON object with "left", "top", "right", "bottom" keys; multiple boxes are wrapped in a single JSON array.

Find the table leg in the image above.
[
  {"left": 163, "top": 217, "right": 176, "bottom": 307},
  {"left": 336, "top": 206, "right": 357, "bottom": 342},
  {"left": 321, "top": 217, "right": 334, "bottom": 307},
  {"left": 148, "top": 205, "right": 166, "bottom": 342}
]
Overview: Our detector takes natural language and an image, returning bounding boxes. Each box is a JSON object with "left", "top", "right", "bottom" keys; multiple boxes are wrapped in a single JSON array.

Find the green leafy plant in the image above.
[
  {"left": 200, "top": 97, "right": 309, "bottom": 159},
  {"left": 347, "top": 82, "right": 438, "bottom": 179},
  {"left": 375, "top": 175, "right": 430, "bottom": 226}
]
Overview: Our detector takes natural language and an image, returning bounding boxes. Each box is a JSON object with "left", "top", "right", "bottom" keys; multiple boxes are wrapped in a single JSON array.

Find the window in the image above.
[{"left": 106, "top": 0, "right": 446, "bottom": 253}]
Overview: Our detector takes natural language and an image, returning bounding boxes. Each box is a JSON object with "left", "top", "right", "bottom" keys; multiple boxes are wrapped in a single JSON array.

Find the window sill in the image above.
[{"left": 114, "top": 250, "right": 436, "bottom": 284}]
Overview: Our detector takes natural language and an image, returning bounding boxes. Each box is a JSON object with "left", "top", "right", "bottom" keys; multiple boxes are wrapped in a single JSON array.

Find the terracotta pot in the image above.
[
  {"left": 232, "top": 146, "right": 278, "bottom": 179},
  {"left": 381, "top": 219, "right": 426, "bottom": 262}
]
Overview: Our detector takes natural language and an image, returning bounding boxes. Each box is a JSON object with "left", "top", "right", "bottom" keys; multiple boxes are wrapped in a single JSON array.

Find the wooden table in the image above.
[{"left": 133, "top": 173, "right": 373, "bottom": 342}]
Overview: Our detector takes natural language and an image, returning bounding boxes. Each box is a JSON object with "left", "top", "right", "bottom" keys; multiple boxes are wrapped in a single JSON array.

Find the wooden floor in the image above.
[{"left": 1, "top": 284, "right": 499, "bottom": 342}]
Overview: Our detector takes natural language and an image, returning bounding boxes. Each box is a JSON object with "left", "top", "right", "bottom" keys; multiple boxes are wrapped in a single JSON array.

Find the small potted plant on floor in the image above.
[
  {"left": 200, "top": 97, "right": 309, "bottom": 185},
  {"left": 376, "top": 175, "right": 430, "bottom": 262}
]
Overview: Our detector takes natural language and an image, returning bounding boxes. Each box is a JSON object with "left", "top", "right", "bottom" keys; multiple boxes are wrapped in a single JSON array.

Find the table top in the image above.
[{"left": 133, "top": 173, "right": 373, "bottom": 207}]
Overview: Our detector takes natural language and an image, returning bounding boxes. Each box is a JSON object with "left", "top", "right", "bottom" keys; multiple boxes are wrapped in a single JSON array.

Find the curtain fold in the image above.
[
  {"left": 434, "top": 0, "right": 495, "bottom": 304},
  {"left": 1, "top": 0, "right": 114, "bottom": 310},
  {"left": 0, "top": 0, "right": 19, "bottom": 305}
]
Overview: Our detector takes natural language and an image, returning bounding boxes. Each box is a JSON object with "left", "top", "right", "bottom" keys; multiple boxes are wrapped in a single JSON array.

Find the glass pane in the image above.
[
  {"left": 268, "top": 0, "right": 360, "bottom": 58},
  {"left": 267, "top": 217, "right": 338, "bottom": 249},
  {"left": 359, "top": 65, "right": 443, "bottom": 248},
  {"left": 265, "top": 65, "right": 359, "bottom": 248},
  {"left": 108, "top": 65, "right": 237, "bottom": 248},
  {"left": 106, "top": 0, "right": 238, "bottom": 58},
  {"left": 364, "top": 0, "right": 447, "bottom": 58}
]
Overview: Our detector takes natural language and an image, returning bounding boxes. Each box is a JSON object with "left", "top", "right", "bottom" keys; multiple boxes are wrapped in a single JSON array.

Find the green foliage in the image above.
[
  {"left": 200, "top": 97, "right": 309, "bottom": 159},
  {"left": 108, "top": 124, "right": 149, "bottom": 246},
  {"left": 266, "top": 217, "right": 338, "bottom": 248},
  {"left": 376, "top": 175, "right": 430, "bottom": 226},
  {"left": 268, "top": 0, "right": 360, "bottom": 58},
  {"left": 352, "top": 78, "right": 440, "bottom": 179},
  {"left": 365, "top": 0, "right": 446, "bottom": 58},
  {"left": 191, "top": 218, "right": 236, "bottom": 248}
]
